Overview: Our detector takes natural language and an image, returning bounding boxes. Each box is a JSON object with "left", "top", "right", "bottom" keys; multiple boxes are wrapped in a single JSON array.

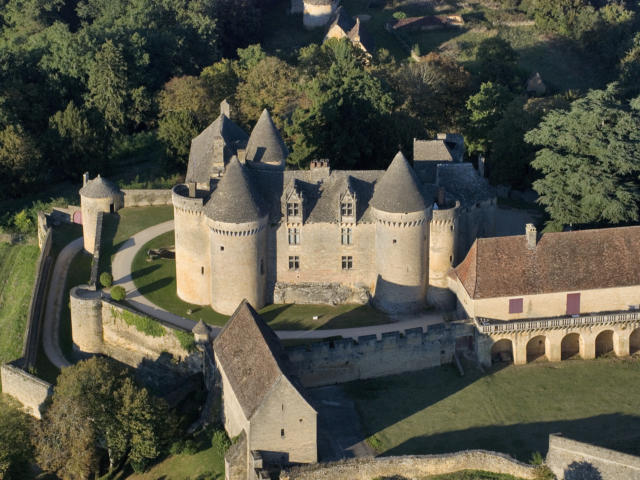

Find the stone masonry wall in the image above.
[
  {"left": 273, "top": 282, "right": 370, "bottom": 305},
  {"left": 1, "top": 362, "right": 53, "bottom": 419},
  {"left": 286, "top": 322, "right": 475, "bottom": 387},
  {"left": 546, "top": 434, "right": 640, "bottom": 480},
  {"left": 282, "top": 451, "right": 537, "bottom": 480},
  {"left": 122, "top": 189, "right": 173, "bottom": 207}
]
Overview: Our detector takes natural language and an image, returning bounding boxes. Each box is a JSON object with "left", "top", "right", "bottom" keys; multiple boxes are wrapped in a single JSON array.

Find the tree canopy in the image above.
[{"left": 0, "top": 396, "right": 33, "bottom": 480}]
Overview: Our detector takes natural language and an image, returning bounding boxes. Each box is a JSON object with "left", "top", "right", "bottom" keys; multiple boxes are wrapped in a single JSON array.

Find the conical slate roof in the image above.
[
  {"left": 370, "top": 151, "right": 426, "bottom": 213},
  {"left": 79, "top": 175, "right": 120, "bottom": 198},
  {"left": 192, "top": 319, "right": 209, "bottom": 335},
  {"left": 205, "top": 157, "right": 265, "bottom": 223},
  {"left": 245, "top": 109, "right": 288, "bottom": 168}
]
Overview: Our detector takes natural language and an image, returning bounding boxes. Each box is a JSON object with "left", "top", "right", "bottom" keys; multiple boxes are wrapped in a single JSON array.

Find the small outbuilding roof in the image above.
[
  {"left": 370, "top": 151, "right": 427, "bottom": 213},
  {"left": 245, "top": 109, "right": 288, "bottom": 168},
  {"left": 192, "top": 319, "right": 209, "bottom": 335},
  {"left": 79, "top": 175, "right": 120, "bottom": 198}
]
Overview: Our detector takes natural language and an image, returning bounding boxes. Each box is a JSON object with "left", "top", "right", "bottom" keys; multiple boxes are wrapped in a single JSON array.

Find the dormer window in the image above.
[
  {"left": 287, "top": 202, "right": 300, "bottom": 217},
  {"left": 341, "top": 202, "right": 353, "bottom": 217}
]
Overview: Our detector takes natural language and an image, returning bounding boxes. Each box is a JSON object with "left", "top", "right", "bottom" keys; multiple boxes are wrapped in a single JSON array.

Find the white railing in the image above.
[{"left": 475, "top": 311, "right": 640, "bottom": 334}]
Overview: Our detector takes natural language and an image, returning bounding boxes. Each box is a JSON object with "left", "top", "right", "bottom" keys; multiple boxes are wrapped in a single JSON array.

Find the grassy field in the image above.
[
  {"left": 0, "top": 242, "right": 40, "bottom": 367},
  {"left": 126, "top": 444, "right": 225, "bottom": 480},
  {"left": 345, "top": 357, "right": 640, "bottom": 462},
  {"left": 131, "top": 231, "right": 392, "bottom": 329}
]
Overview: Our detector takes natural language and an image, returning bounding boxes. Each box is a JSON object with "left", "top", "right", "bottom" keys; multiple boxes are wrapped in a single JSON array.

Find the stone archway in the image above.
[
  {"left": 630, "top": 328, "right": 640, "bottom": 355},
  {"left": 526, "top": 335, "right": 547, "bottom": 363},
  {"left": 595, "top": 330, "right": 614, "bottom": 357},
  {"left": 491, "top": 339, "right": 513, "bottom": 363},
  {"left": 561, "top": 333, "right": 581, "bottom": 360}
]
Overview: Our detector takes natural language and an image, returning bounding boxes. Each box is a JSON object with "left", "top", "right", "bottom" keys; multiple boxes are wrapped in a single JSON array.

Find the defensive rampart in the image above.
[
  {"left": 286, "top": 322, "right": 475, "bottom": 387},
  {"left": 281, "top": 451, "right": 537, "bottom": 480},
  {"left": 0, "top": 362, "right": 53, "bottom": 419},
  {"left": 122, "top": 189, "right": 172, "bottom": 207},
  {"left": 546, "top": 434, "right": 640, "bottom": 480}
]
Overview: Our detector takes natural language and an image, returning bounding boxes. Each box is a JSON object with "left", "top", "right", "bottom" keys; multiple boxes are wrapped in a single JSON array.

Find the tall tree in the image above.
[
  {"left": 0, "top": 397, "right": 33, "bottom": 480},
  {"left": 474, "top": 37, "right": 521, "bottom": 89},
  {"left": 0, "top": 124, "right": 43, "bottom": 198},
  {"left": 465, "top": 81, "right": 513, "bottom": 155}
]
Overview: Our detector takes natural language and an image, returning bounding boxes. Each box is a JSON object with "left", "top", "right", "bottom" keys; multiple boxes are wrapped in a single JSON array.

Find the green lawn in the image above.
[
  {"left": 0, "top": 242, "right": 40, "bottom": 367},
  {"left": 127, "top": 445, "right": 225, "bottom": 480},
  {"left": 132, "top": 231, "right": 392, "bottom": 329},
  {"left": 345, "top": 357, "right": 640, "bottom": 462}
]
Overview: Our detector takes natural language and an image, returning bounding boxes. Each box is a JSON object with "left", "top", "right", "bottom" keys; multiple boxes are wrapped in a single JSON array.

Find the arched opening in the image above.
[
  {"left": 526, "top": 335, "right": 547, "bottom": 363},
  {"left": 595, "top": 330, "right": 614, "bottom": 357},
  {"left": 491, "top": 339, "right": 513, "bottom": 363},
  {"left": 561, "top": 333, "right": 581, "bottom": 360},
  {"left": 630, "top": 328, "right": 640, "bottom": 355}
]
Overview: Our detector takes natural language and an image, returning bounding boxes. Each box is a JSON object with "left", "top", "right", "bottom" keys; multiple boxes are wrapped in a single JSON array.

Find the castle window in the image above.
[
  {"left": 509, "top": 298, "right": 523, "bottom": 314},
  {"left": 393, "top": 239, "right": 397, "bottom": 244},
  {"left": 341, "top": 256, "right": 353, "bottom": 270},
  {"left": 341, "top": 228, "right": 352, "bottom": 245},
  {"left": 220, "top": 246, "right": 224, "bottom": 251},
  {"left": 341, "top": 202, "right": 353, "bottom": 217},
  {"left": 287, "top": 202, "right": 300, "bottom": 217},
  {"left": 288, "top": 227, "right": 300, "bottom": 245},
  {"left": 201, "top": 266, "right": 204, "bottom": 275},
  {"left": 281, "top": 429, "right": 285, "bottom": 437},
  {"left": 288, "top": 256, "right": 299, "bottom": 270}
]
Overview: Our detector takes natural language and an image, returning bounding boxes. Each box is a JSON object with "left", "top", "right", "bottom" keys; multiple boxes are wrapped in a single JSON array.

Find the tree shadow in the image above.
[
  {"left": 136, "top": 277, "right": 174, "bottom": 296},
  {"left": 99, "top": 213, "right": 120, "bottom": 273},
  {"left": 130, "top": 263, "right": 161, "bottom": 280},
  {"left": 565, "top": 461, "right": 603, "bottom": 480}
]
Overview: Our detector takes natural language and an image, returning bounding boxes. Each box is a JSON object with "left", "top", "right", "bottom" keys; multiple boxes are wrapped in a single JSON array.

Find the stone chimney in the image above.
[
  {"left": 220, "top": 99, "right": 231, "bottom": 118},
  {"left": 188, "top": 182, "right": 196, "bottom": 198},
  {"left": 237, "top": 148, "right": 246, "bottom": 163},
  {"left": 525, "top": 223, "right": 537, "bottom": 249},
  {"left": 310, "top": 159, "right": 330, "bottom": 170},
  {"left": 82, "top": 172, "right": 89, "bottom": 186}
]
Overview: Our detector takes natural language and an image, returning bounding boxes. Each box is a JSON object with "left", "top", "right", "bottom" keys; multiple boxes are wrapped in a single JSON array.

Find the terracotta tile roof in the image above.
[{"left": 453, "top": 225, "right": 640, "bottom": 299}]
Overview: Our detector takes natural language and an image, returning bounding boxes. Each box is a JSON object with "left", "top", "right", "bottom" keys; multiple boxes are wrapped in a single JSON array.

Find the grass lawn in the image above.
[
  {"left": 345, "top": 357, "right": 640, "bottom": 462},
  {"left": 132, "top": 231, "right": 392, "bottom": 330},
  {"left": 126, "top": 445, "right": 225, "bottom": 480},
  {"left": 0, "top": 242, "right": 40, "bottom": 367}
]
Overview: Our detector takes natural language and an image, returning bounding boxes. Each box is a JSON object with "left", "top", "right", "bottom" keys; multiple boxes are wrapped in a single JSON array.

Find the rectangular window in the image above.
[
  {"left": 566, "top": 293, "right": 580, "bottom": 315},
  {"left": 281, "top": 428, "right": 285, "bottom": 437},
  {"left": 288, "top": 256, "right": 299, "bottom": 270},
  {"left": 341, "top": 255, "right": 353, "bottom": 270},
  {"left": 288, "top": 227, "right": 300, "bottom": 245},
  {"left": 287, "top": 202, "right": 299, "bottom": 217},
  {"left": 341, "top": 202, "right": 353, "bottom": 216},
  {"left": 341, "top": 227, "right": 352, "bottom": 245},
  {"left": 508, "top": 298, "right": 523, "bottom": 314}
]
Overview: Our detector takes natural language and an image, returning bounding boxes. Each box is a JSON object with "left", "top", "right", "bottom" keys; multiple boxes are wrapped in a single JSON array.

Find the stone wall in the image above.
[
  {"left": 1, "top": 362, "right": 53, "bottom": 419},
  {"left": 122, "top": 189, "right": 173, "bottom": 207},
  {"left": 273, "top": 282, "right": 370, "bottom": 305},
  {"left": 281, "top": 451, "right": 537, "bottom": 480},
  {"left": 286, "top": 322, "right": 475, "bottom": 387},
  {"left": 546, "top": 434, "right": 640, "bottom": 480}
]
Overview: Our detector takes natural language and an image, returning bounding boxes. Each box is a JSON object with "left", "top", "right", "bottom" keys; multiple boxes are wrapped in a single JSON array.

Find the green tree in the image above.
[
  {"left": 0, "top": 397, "right": 33, "bottom": 480},
  {"left": 200, "top": 58, "right": 239, "bottom": 110},
  {"left": 619, "top": 33, "right": 640, "bottom": 99},
  {"left": 475, "top": 37, "right": 521, "bottom": 89},
  {"left": 525, "top": 85, "right": 640, "bottom": 228},
  {"left": 0, "top": 124, "right": 43, "bottom": 198},
  {"left": 465, "top": 82, "right": 513, "bottom": 155}
]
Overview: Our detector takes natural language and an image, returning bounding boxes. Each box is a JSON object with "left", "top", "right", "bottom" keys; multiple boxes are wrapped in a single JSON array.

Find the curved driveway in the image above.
[{"left": 111, "top": 221, "right": 445, "bottom": 339}]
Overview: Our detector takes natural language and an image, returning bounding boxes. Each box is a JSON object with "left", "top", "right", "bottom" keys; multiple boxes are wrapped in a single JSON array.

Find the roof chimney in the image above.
[
  {"left": 82, "top": 172, "right": 89, "bottom": 186},
  {"left": 220, "top": 99, "right": 231, "bottom": 118},
  {"left": 525, "top": 223, "right": 537, "bottom": 249}
]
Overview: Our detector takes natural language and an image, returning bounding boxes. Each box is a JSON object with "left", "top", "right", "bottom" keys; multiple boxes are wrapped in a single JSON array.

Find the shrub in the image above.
[
  {"left": 393, "top": 11, "right": 407, "bottom": 19},
  {"left": 212, "top": 429, "right": 231, "bottom": 456},
  {"left": 12, "top": 210, "right": 34, "bottom": 234},
  {"left": 110, "top": 286, "right": 126, "bottom": 301},
  {"left": 110, "top": 306, "right": 165, "bottom": 337},
  {"left": 169, "top": 438, "right": 198, "bottom": 456},
  {"left": 99, "top": 272, "right": 113, "bottom": 288},
  {"left": 175, "top": 330, "right": 196, "bottom": 352}
]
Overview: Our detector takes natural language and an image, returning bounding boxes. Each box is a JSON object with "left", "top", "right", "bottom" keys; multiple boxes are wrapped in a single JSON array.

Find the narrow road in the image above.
[{"left": 42, "top": 237, "right": 83, "bottom": 369}]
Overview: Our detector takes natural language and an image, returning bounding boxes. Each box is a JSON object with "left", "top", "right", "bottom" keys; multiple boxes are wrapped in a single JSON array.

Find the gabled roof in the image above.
[
  {"left": 413, "top": 139, "right": 455, "bottom": 162},
  {"left": 79, "top": 175, "right": 120, "bottom": 198},
  {"left": 186, "top": 114, "right": 249, "bottom": 183},
  {"left": 348, "top": 17, "right": 375, "bottom": 53},
  {"left": 213, "top": 300, "right": 311, "bottom": 420},
  {"left": 436, "top": 163, "right": 494, "bottom": 207},
  {"left": 452, "top": 225, "right": 640, "bottom": 299},
  {"left": 204, "top": 157, "right": 265, "bottom": 223},
  {"left": 370, "top": 151, "right": 427, "bottom": 214},
  {"left": 245, "top": 109, "right": 288, "bottom": 168},
  {"left": 328, "top": 6, "right": 355, "bottom": 34}
]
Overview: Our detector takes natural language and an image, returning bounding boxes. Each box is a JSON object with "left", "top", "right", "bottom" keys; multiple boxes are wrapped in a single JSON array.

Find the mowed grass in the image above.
[
  {"left": 126, "top": 444, "right": 225, "bottom": 480},
  {"left": 345, "top": 357, "right": 640, "bottom": 462},
  {"left": 132, "top": 231, "right": 391, "bottom": 329},
  {"left": 0, "top": 242, "right": 40, "bottom": 366}
]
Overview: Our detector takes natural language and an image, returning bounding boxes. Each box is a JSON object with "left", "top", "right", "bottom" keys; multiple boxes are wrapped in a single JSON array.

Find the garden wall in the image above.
[
  {"left": 122, "top": 189, "right": 172, "bottom": 207},
  {"left": 281, "top": 451, "right": 537, "bottom": 480},
  {"left": 286, "top": 322, "right": 475, "bottom": 387},
  {"left": 0, "top": 362, "right": 53, "bottom": 419}
]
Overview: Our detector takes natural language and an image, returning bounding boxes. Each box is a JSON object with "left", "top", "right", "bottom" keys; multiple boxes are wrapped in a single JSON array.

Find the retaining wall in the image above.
[
  {"left": 0, "top": 362, "right": 53, "bottom": 419},
  {"left": 286, "top": 322, "right": 475, "bottom": 387},
  {"left": 123, "top": 189, "right": 173, "bottom": 207},
  {"left": 273, "top": 282, "right": 370, "bottom": 305},
  {"left": 281, "top": 451, "right": 537, "bottom": 480},
  {"left": 546, "top": 434, "right": 640, "bottom": 480}
]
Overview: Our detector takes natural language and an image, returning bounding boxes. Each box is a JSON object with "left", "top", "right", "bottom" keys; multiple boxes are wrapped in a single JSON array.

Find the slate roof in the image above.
[
  {"left": 204, "top": 157, "right": 265, "bottom": 223},
  {"left": 328, "top": 6, "right": 355, "bottom": 33},
  {"left": 452, "top": 225, "right": 640, "bottom": 300},
  {"left": 187, "top": 114, "right": 249, "bottom": 183},
  {"left": 213, "top": 300, "right": 312, "bottom": 420},
  {"left": 370, "top": 151, "right": 427, "bottom": 214},
  {"left": 436, "top": 163, "right": 494, "bottom": 208},
  {"left": 79, "top": 175, "right": 120, "bottom": 198},
  {"left": 192, "top": 319, "right": 209, "bottom": 335},
  {"left": 245, "top": 109, "right": 288, "bottom": 167}
]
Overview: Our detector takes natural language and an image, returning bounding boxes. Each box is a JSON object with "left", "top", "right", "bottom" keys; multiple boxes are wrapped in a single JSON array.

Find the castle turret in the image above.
[
  {"left": 245, "top": 109, "right": 288, "bottom": 171},
  {"left": 370, "top": 152, "right": 432, "bottom": 313},
  {"left": 79, "top": 174, "right": 123, "bottom": 254},
  {"left": 70, "top": 286, "right": 104, "bottom": 354},
  {"left": 428, "top": 197, "right": 460, "bottom": 310},
  {"left": 205, "top": 158, "right": 268, "bottom": 314},
  {"left": 303, "top": 0, "right": 336, "bottom": 28}
]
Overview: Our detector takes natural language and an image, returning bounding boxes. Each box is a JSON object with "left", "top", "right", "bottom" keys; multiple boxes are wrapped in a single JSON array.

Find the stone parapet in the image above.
[
  {"left": 0, "top": 362, "right": 53, "bottom": 419},
  {"left": 123, "top": 189, "right": 173, "bottom": 207},
  {"left": 172, "top": 185, "right": 205, "bottom": 214}
]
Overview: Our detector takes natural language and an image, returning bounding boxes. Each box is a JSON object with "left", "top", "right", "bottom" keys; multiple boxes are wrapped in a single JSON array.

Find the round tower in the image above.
[
  {"left": 428, "top": 200, "right": 460, "bottom": 310},
  {"left": 172, "top": 184, "right": 211, "bottom": 305},
  {"left": 205, "top": 158, "right": 268, "bottom": 315},
  {"left": 70, "top": 286, "right": 103, "bottom": 354},
  {"left": 79, "top": 174, "right": 123, "bottom": 254},
  {"left": 245, "top": 109, "right": 288, "bottom": 171},
  {"left": 303, "top": 0, "right": 335, "bottom": 28},
  {"left": 371, "top": 152, "right": 432, "bottom": 314}
]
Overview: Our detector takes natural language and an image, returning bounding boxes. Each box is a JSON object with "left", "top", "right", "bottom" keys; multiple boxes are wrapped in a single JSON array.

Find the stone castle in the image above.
[{"left": 170, "top": 103, "right": 495, "bottom": 315}]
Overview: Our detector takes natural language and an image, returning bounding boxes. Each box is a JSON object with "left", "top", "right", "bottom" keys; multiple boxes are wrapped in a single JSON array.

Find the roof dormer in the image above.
[
  {"left": 339, "top": 178, "right": 357, "bottom": 223},
  {"left": 285, "top": 180, "right": 304, "bottom": 223}
]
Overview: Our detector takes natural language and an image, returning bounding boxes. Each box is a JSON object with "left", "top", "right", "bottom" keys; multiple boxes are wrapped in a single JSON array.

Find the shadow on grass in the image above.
[
  {"left": 130, "top": 264, "right": 162, "bottom": 281},
  {"left": 322, "top": 304, "right": 390, "bottom": 329},
  {"left": 136, "top": 277, "right": 174, "bottom": 296}
]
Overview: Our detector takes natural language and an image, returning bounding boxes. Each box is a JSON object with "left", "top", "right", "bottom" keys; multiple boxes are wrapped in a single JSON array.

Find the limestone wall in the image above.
[
  {"left": 546, "top": 434, "right": 640, "bottom": 480},
  {"left": 282, "top": 451, "right": 537, "bottom": 480},
  {"left": 81, "top": 196, "right": 113, "bottom": 253},
  {"left": 303, "top": 1, "right": 334, "bottom": 28},
  {"left": 287, "top": 323, "right": 474, "bottom": 387},
  {"left": 273, "top": 282, "right": 369, "bottom": 305},
  {"left": 70, "top": 286, "right": 104, "bottom": 354},
  {"left": 1, "top": 363, "right": 53, "bottom": 419},
  {"left": 428, "top": 203, "right": 459, "bottom": 310},
  {"left": 122, "top": 189, "right": 173, "bottom": 207}
]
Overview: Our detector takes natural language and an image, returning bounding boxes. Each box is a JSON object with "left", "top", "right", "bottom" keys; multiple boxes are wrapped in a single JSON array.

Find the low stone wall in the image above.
[
  {"left": 546, "top": 433, "right": 640, "bottom": 479},
  {"left": 122, "top": 189, "right": 172, "bottom": 207},
  {"left": 282, "top": 451, "right": 537, "bottom": 480},
  {"left": 287, "top": 322, "right": 475, "bottom": 387},
  {"left": 273, "top": 282, "right": 370, "bottom": 305},
  {"left": 0, "top": 362, "right": 53, "bottom": 419}
]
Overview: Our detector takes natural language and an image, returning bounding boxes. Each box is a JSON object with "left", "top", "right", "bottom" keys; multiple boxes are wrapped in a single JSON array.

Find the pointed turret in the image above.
[
  {"left": 371, "top": 151, "right": 426, "bottom": 214},
  {"left": 245, "top": 109, "right": 288, "bottom": 170}
]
